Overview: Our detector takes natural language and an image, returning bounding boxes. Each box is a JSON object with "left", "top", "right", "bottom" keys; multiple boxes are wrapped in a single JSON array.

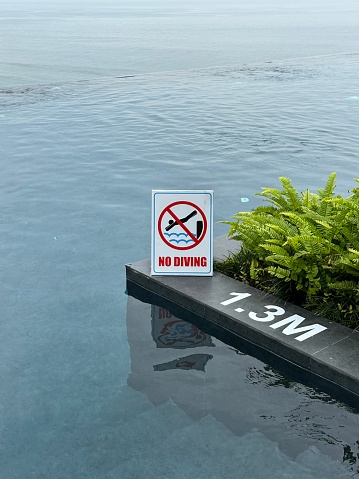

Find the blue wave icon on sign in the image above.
[{"left": 164, "top": 232, "right": 196, "bottom": 244}]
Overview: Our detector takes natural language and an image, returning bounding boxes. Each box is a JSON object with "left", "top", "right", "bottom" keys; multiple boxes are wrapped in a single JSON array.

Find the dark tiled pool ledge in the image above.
[{"left": 126, "top": 237, "right": 359, "bottom": 402}]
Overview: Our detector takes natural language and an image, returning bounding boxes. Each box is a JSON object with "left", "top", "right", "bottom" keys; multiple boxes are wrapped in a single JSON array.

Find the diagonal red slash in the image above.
[{"left": 167, "top": 208, "right": 199, "bottom": 245}]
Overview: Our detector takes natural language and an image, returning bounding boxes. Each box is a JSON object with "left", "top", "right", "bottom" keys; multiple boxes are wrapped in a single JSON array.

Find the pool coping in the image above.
[{"left": 125, "top": 236, "right": 359, "bottom": 402}]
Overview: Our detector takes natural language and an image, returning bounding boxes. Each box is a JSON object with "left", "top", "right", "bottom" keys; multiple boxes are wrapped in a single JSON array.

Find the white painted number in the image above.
[
  {"left": 220, "top": 293, "right": 327, "bottom": 341},
  {"left": 269, "top": 314, "right": 327, "bottom": 341},
  {"left": 221, "top": 292, "right": 251, "bottom": 306},
  {"left": 248, "top": 305, "right": 286, "bottom": 322}
]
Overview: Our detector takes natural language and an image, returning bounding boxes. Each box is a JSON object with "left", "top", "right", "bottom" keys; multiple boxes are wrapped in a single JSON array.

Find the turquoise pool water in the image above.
[
  {"left": 1, "top": 1, "right": 359, "bottom": 476},
  {"left": 1, "top": 54, "right": 358, "bottom": 478}
]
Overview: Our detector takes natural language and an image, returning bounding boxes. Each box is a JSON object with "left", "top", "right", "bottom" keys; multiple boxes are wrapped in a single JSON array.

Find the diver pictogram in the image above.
[{"left": 158, "top": 200, "right": 207, "bottom": 250}]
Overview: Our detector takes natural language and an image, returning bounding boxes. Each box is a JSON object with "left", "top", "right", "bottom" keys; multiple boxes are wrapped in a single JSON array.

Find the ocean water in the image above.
[
  {"left": 1, "top": 0, "right": 359, "bottom": 86},
  {"left": 1, "top": 1, "right": 359, "bottom": 478}
]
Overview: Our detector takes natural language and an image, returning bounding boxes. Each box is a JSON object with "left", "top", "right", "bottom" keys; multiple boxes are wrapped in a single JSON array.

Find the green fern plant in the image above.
[{"left": 216, "top": 173, "right": 359, "bottom": 328}]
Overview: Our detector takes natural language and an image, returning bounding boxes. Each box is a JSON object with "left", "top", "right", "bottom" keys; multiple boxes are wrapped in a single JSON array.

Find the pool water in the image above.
[
  {"left": 125, "top": 295, "right": 359, "bottom": 478},
  {"left": 1, "top": 26, "right": 359, "bottom": 479}
]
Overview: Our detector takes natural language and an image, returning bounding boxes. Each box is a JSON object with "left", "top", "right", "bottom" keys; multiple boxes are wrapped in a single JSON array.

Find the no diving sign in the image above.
[{"left": 152, "top": 191, "right": 213, "bottom": 276}]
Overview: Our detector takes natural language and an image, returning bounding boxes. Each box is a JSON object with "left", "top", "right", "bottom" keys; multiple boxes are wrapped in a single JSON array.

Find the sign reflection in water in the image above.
[{"left": 151, "top": 305, "right": 213, "bottom": 371}]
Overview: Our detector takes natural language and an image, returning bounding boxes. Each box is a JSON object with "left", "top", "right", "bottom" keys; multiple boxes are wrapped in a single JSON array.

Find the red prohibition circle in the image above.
[{"left": 158, "top": 200, "right": 208, "bottom": 250}]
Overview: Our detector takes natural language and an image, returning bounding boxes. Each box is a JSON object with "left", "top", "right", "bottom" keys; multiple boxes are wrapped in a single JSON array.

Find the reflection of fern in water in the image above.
[
  {"left": 217, "top": 172, "right": 359, "bottom": 328},
  {"left": 245, "top": 364, "right": 354, "bottom": 452},
  {"left": 245, "top": 364, "right": 336, "bottom": 402}
]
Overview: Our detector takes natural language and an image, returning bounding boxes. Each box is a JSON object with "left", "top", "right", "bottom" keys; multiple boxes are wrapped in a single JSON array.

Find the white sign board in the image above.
[{"left": 151, "top": 190, "right": 213, "bottom": 276}]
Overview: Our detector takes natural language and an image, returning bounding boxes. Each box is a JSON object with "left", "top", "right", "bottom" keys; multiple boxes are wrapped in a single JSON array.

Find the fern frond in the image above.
[
  {"left": 329, "top": 197, "right": 359, "bottom": 213},
  {"left": 298, "top": 235, "right": 328, "bottom": 255},
  {"left": 265, "top": 216, "right": 299, "bottom": 237},
  {"left": 328, "top": 280, "right": 358, "bottom": 291},
  {"left": 260, "top": 244, "right": 290, "bottom": 256},
  {"left": 301, "top": 189, "right": 319, "bottom": 210},
  {"left": 318, "top": 198, "right": 333, "bottom": 218},
  {"left": 281, "top": 212, "right": 322, "bottom": 237},
  {"left": 279, "top": 176, "right": 301, "bottom": 210},
  {"left": 267, "top": 266, "right": 292, "bottom": 280},
  {"left": 317, "top": 172, "right": 336, "bottom": 199},
  {"left": 257, "top": 188, "right": 290, "bottom": 210}
]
